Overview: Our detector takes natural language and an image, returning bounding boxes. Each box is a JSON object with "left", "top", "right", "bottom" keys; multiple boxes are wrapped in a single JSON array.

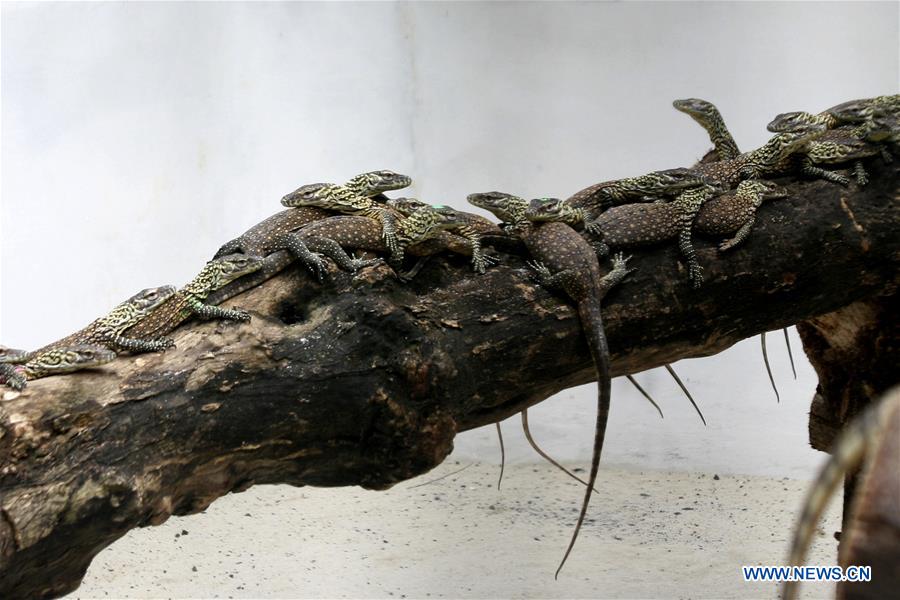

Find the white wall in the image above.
[{"left": 2, "top": 1, "right": 897, "bottom": 478}]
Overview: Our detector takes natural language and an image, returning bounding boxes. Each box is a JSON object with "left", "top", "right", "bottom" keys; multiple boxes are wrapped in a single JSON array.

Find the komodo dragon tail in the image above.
[{"left": 555, "top": 295, "right": 612, "bottom": 579}]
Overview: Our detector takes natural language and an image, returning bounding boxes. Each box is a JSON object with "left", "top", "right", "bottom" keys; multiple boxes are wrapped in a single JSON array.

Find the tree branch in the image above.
[{"left": 1, "top": 160, "right": 897, "bottom": 598}]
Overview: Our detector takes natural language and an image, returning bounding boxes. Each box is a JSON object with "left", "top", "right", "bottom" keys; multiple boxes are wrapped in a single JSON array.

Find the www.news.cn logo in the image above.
[{"left": 742, "top": 565, "right": 872, "bottom": 582}]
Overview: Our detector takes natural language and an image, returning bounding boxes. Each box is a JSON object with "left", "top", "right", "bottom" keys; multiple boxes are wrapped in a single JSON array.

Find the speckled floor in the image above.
[{"left": 68, "top": 462, "right": 841, "bottom": 599}]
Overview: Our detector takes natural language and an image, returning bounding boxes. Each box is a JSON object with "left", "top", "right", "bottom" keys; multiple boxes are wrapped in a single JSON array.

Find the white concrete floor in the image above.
[{"left": 70, "top": 461, "right": 842, "bottom": 599}]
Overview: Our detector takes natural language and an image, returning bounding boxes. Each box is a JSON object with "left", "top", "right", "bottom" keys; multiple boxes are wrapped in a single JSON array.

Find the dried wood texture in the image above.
[{"left": 0, "top": 160, "right": 897, "bottom": 598}]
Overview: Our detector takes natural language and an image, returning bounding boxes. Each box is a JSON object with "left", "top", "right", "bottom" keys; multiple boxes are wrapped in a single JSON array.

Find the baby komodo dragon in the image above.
[
  {"left": 122, "top": 254, "right": 262, "bottom": 341},
  {"left": 214, "top": 169, "right": 413, "bottom": 280},
  {"left": 672, "top": 97, "right": 741, "bottom": 161},
  {"left": 209, "top": 205, "right": 474, "bottom": 306},
  {"left": 0, "top": 346, "right": 117, "bottom": 391},
  {"left": 290, "top": 204, "right": 469, "bottom": 268},
  {"left": 385, "top": 196, "right": 504, "bottom": 274},
  {"left": 467, "top": 190, "right": 631, "bottom": 578},
  {"left": 280, "top": 169, "right": 412, "bottom": 257},
  {"left": 0, "top": 285, "right": 176, "bottom": 390}
]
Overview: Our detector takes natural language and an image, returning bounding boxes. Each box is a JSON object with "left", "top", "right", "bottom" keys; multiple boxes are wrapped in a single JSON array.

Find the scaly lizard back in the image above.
[
  {"left": 123, "top": 255, "right": 262, "bottom": 340},
  {"left": 0, "top": 285, "right": 176, "bottom": 389}
]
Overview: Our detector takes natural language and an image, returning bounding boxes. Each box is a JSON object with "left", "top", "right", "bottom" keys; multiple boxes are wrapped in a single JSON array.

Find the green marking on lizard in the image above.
[
  {"left": 801, "top": 130, "right": 879, "bottom": 186},
  {"left": 692, "top": 179, "right": 788, "bottom": 251},
  {"left": 538, "top": 180, "right": 797, "bottom": 395},
  {"left": 665, "top": 180, "right": 746, "bottom": 284},
  {"left": 672, "top": 127, "right": 822, "bottom": 284},
  {"left": 665, "top": 100, "right": 810, "bottom": 368},
  {"left": 0, "top": 285, "right": 176, "bottom": 389},
  {"left": 215, "top": 170, "right": 412, "bottom": 280},
  {"left": 673, "top": 98, "right": 741, "bottom": 161},
  {"left": 386, "top": 197, "right": 502, "bottom": 273},
  {"left": 822, "top": 94, "right": 900, "bottom": 125},
  {"left": 767, "top": 110, "right": 842, "bottom": 133},
  {"left": 468, "top": 190, "right": 631, "bottom": 579},
  {"left": 562, "top": 119, "right": 822, "bottom": 286}
]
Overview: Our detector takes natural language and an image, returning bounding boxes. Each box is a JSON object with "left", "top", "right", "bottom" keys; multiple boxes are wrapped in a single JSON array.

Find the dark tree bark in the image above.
[
  {"left": 0, "top": 160, "right": 897, "bottom": 599},
  {"left": 799, "top": 295, "right": 899, "bottom": 454},
  {"left": 797, "top": 293, "right": 899, "bottom": 538}
]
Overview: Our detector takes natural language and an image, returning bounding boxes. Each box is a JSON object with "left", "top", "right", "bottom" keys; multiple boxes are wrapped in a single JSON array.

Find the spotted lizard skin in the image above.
[
  {"left": 386, "top": 197, "right": 503, "bottom": 273},
  {"left": 213, "top": 207, "right": 332, "bottom": 276},
  {"left": 766, "top": 96, "right": 899, "bottom": 135},
  {"left": 865, "top": 110, "right": 900, "bottom": 144},
  {"left": 0, "top": 285, "right": 176, "bottom": 389},
  {"left": 467, "top": 190, "right": 631, "bottom": 579},
  {"left": 123, "top": 255, "right": 262, "bottom": 341},
  {"left": 566, "top": 168, "right": 707, "bottom": 217},
  {"left": 216, "top": 170, "right": 411, "bottom": 277},
  {"left": 210, "top": 210, "right": 477, "bottom": 308},
  {"left": 673, "top": 97, "right": 741, "bottom": 161},
  {"left": 766, "top": 95, "right": 900, "bottom": 185},
  {"left": 294, "top": 205, "right": 467, "bottom": 268},
  {"left": 689, "top": 127, "right": 825, "bottom": 187},
  {"left": 280, "top": 170, "right": 412, "bottom": 253},
  {"left": 0, "top": 346, "right": 118, "bottom": 390},
  {"left": 767, "top": 120, "right": 886, "bottom": 186},
  {"left": 823, "top": 94, "right": 900, "bottom": 125},
  {"left": 207, "top": 207, "right": 470, "bottom": 306},
  {"left": 801, "top": 129, "right": 881, "bottom": 186},
  {"left": 531, "top": 179, "right": 784, "bottom": 282},
  {"left": 694, "top": 180, "right": 788, "bottom": 248}
]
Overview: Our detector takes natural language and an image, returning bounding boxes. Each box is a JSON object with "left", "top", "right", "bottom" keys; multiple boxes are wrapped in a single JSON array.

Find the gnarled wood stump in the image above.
[{"left": 1, "top": 160, "right": 898, "bottom": 598}]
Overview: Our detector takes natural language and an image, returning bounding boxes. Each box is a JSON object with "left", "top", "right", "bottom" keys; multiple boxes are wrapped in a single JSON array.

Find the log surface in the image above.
[{"left": 1, "top": 160, "right": 898, "bottom": 598}]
